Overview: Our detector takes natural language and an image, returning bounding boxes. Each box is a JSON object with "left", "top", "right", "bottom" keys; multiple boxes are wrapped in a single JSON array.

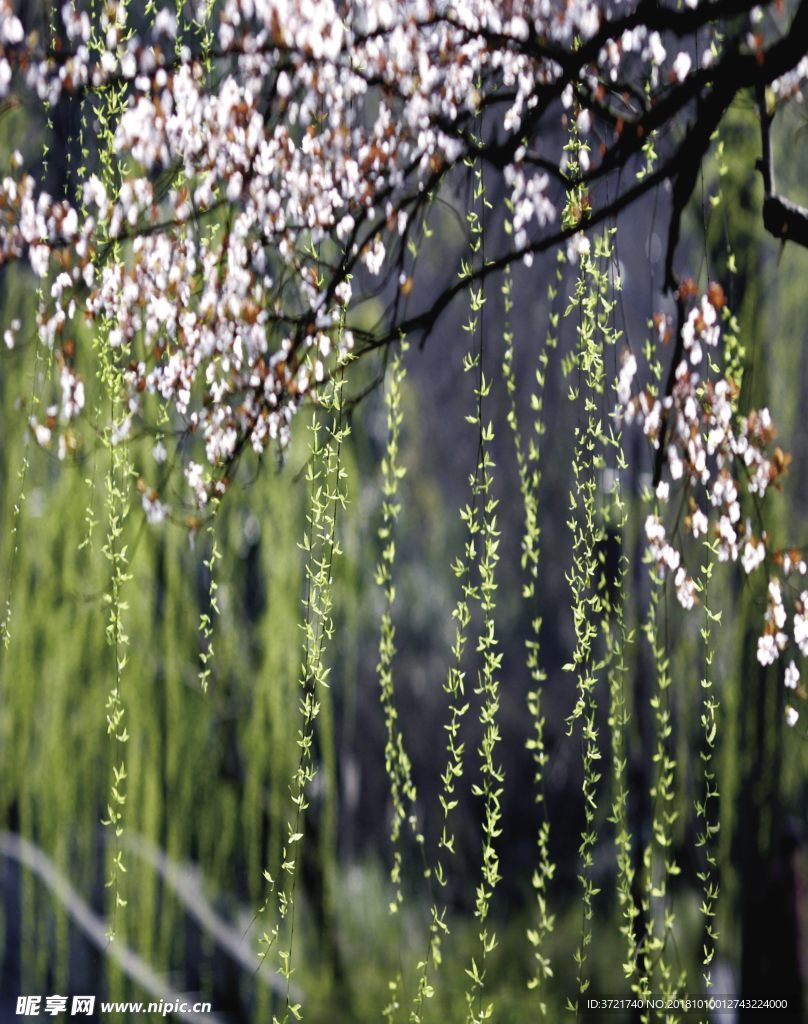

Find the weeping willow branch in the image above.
[
  {"left": 604, "top": 509, "right": 640, "bottom": 983},
  {"left": 637, "top": 577, "right": 685, "bottom": 1013},
  {"left": 561, "top": 122, "right": 623, "bottom": 1010},
  {"left": 94, "top": 60, "right": 135, "bottom": 939},
  {"left": 460, "top": 130, "right": 505, "bottom": 1024},
  {"left": 694, "top": 542, "right": 722, "bottom": 985},
  {"left": 599, "top": 273, "right": 639, "bottom": 988},
  {"left": 256, "top": 338, "right": 350, "bottom": 1024},
  {"left": 410, "top": 127, "right": 504, "bottom": 1024},
  {"left": 374, "top": 337, "right": 425, "bottom": 1021},
  {"left": 501, "top": 250, "right": 562, "bottom": 1012},
  {"left": 376, "top": 353, "right": 414, "bottom": 876},
  {"left": 198, "top": 498, "right": 221, "bottom": 693}
]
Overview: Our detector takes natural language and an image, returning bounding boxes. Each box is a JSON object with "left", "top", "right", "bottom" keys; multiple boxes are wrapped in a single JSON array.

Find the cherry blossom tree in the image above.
[
  {"left": 3, "top": 0, "right": 806, "bottom": 682},
  {"left": 0, "top": 0, "right": 805, "bottom": 461},
  {"left": 2, "top": 0, "right": 808, "bottom": 1017}
]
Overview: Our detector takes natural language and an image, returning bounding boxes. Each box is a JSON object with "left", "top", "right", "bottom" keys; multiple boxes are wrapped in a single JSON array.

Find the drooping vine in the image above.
[
  {"left": 374, "top": 336, "right": 422, "bottom": 1018},
  {"left": 603, "top": 485, "right": 639, "bottom": 986},
  {"left": 99, "top": 411, "right": 132, "bottom": 937},
  {"left": 637, "top": 573, "right": 684, "bottom": 1013},
  {"left": 629, "top": 305, "right": 682, "bottom": 1010},
  {"left": 257, "top": 339, "right": 351, "bottom": 1024},
  {"left": 84, "top": 0, "right": 137, "bottom": 940},
  {"left": 461, "top": 146, "right": 505, "bottom": 1024},
  {"left": 501, "top": 250, "right": 562, "bottom": 1010},
  {"left": 198, "top": 500, "right": 222, "bottom": 694},
  {"left": 694, "top": 542, "right": 721, "bottom": 990},
  {"left": 561, "top": 114, "right": 624, "bottom": 1007},
  {"left": 409, "top": 123, "right": 505, "bottom": 1024}
]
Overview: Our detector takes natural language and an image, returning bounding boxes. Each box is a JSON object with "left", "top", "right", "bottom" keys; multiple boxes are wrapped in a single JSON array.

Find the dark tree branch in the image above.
[
  {"left": 757, "top": 82, "right": 808, "bottom": 249},
  {"left": 756, "top": 83, "right": 776, "bottom": 194},
  {"left": 663, "top": 90, "right": 727, "bottom": 291},
  {"left": 763, "top": 193, "right": 808, "bottom": 247}
]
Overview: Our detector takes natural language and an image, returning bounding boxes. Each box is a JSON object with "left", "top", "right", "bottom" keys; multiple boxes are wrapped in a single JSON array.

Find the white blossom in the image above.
[{"left": 741, "top": 537, "right": 766, "bottom": 575}]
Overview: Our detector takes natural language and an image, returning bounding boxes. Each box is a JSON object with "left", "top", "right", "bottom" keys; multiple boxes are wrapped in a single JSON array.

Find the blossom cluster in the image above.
[
  {"left": 0, "top": 0, "right": 804, "bottom": 519},
  {"left": 620, "top": 285, "right": 804, "bottom": 725}
]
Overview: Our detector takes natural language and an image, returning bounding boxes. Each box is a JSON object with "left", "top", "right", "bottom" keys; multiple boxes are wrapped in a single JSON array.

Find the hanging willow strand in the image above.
[
  {"left": 374, "top": 336, "right": 423, "bottom": 1020},
  {"left": 596, "top": 206, "right": 641, "bottom": 988},
  {"left": 500, "top": 249, "right": 563, "bottom": 1011},
  {"left": 460, "top": 113, "right": 505, "bottom": 1024},
  {"left": 373, "top": 174, "right": 444, "bottom": 1024},
  {"left": 373, "top": 196, "right": 445, "bottom": 942},
  {"left": 198, "top": 502, "right": 222, "bottom": 694},
  {"left": 76, "top": 0, "right": 102, "bottom": 556},
  {"left": 636, "top": 574, "right": 686, "bottom": 1016},
  {"left": 256, "top": 329, "right": 350, "bottom": 1024},
  {"left": 409, "top": 111, "right": 505, "bottom": 1024},
  {"left": 604, "top": 499, "right": 640, "bottom": 983},
  {"left": 695, "top": 539, "right": 722, "bottom": 991},
  {"left": 89, "top": 0, "right": 136, "bottom": 939},
  {"left": 601, "top": 312, "right": 640, "bottom": 990},
  {"left": 713, "top": 121, "right": 743, "bottom": 925},
  {"left": 632, "top": 302, "right": 687, "bottom": 1013},
  {"left": 190, "top": 0, "right": 225, "bottom": 693},
  {"left": 561, "top": 113, "right": 621, "bottom": 1009}
]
